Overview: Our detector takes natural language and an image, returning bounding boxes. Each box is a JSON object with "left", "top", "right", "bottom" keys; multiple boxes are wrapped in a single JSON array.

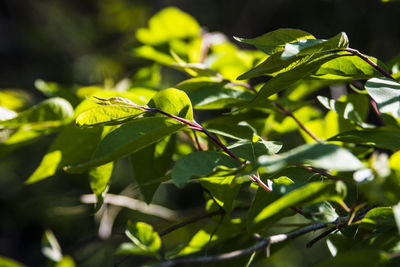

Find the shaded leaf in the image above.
[
  {"left": 228, "top": 140, "right": 282, "bottom": 162},
  {"left": 361, "top": 207, "right": 396, "bottom": 227},
  {"left": 172, "top": 151, "right": 240, "bottom": 188},
  {"left": 117, "top": 221, "right": 161, "bottom": 258},
  {"left": 303, "top": 201, "right": 339, "bottom": 223},
  {"left": 365, "top": 77, "right": 400, "bottom": 118},
  {"left": 131, "top": 136, "right": 175, "bottom": 203},
  {"left": 313, "top": 249, "right": 388, "bottom": 267},
  {"left": 258, "top": 143, "right": 362, "bottom": 173},
  {"left": 0, "top": 256, "right": 26, "bottom": 267},
  {"left": 34, "top": 79, "right": 79, "bottom": 106},
  {"left": 234, "top": 28, "right": 315, "bottom": 55},
  {"left": 329, "top": 126, "right": 400, "bottom": 150}
]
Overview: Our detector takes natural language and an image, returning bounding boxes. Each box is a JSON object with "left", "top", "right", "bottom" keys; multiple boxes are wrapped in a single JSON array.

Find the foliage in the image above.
[{"left": 1, "top": 7, "right": 400, "bottom": 267}]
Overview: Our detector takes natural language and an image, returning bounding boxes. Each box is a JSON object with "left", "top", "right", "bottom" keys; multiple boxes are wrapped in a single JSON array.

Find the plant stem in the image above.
[
  {"left": 160, "top": 209, "right": 372, "bottom": 266},
  {"left": 272, "top": 102, "right": 321, "bottom": 142},
  {"left": 297, "top": 165, "right": 345, "bottom": 182},
  {"left": 344, "top": 48, "right": 395, "bottom": 80}
]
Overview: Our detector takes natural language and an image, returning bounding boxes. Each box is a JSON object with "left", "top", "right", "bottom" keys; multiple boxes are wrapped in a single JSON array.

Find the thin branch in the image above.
[
  {"left": 159, "top": 209, "right": 223, "bottom": 237},
  {"left": 344, "top": 48, "right": 395, "bottom": 80},
  {"left": 192, "top": 130, "right": 203, "bottom": 151},
  {"left": 272, "top": 102, "right": 321, "bottom": 142},
  {"left": 160, "top": 209, "right": 373, "bottom": 266},
  {"left": 306, "top": 226, "right": 337, "bottom": 248},
  {"left": 297, "top": 165, "right": 345, "bottom": 182}
]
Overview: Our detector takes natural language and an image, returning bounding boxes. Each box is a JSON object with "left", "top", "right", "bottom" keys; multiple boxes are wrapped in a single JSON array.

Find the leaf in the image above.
[
  {"left": 258, "top": 143, "right": 362, "bottom": 173},
  {"left": 76, "top": 105, "right": 145, "bottom": 127},
  {"left": 317, "top": 95, "right": 372, "bottom": 127},
  {"left": 251, "top": 53, "right": 341, "bottom": 103},
  {"left": 26, "top": 124, "right": 104, "bottom": 183},
  {"left": 0, "top": 97, "right": 74, "bottom": 128},
  {"left": 227, "top": 140, "right": 282, "bottom": 162},
  {"left": 172, "top": 151, "right": 240, "bottom": 188},
  {"left": 66, "top": 117, "right": 185, "bottom": 172},
  {"left": 148, "top": 88, "right": 193, "bottom": 120},
  {"left": 313, "top": 249, "right": 388, "bottom": 267},
  {"left": 234, "top": 28, "right": 315, "bottom": 55},
  {"left": 248, "top": 180, "right": 346, "bottom": 231},
  {"left": 0, "top": 256, "right": 26, "bottom": 267},
  {"left": 130, "top": 136, "right": 175, "bottom": 203},
  {"left": 89, "top": 162, "right": 114, "bottom": 208},
  {"left": 132, "top": 45, "right": 175, "bottom": 65},
  {"left": 329, "top": 126, "right": 400, "bottom": 150},
  {"left": 176, "top": 77, "right": 253, "bottom": 109},
  {"left": 136, "top": 7, "right": 200, "bottom": 45},
  {"left": 42, "top": 229, "right": 63, "bottom": 262},
  {"left": 365, "top": 77, "right": 400, "bottom": 118},
  {"left": 0, "top": 89, "right": 32, "bottom": 111},
  {"left": 302, "top": 201, "right": 339, "bottom": 223},
  {"left": 171, "top": 62, "right": 219, "bottom": 77},
  {"left": 34, "top": 79, "right": 79, "bottom": 106},
  {"left": 311, "top": 55, "right": 379, "bottom": 80},
  {"left": 281, "top": 32, "right": 349, "bottom": 60},
  {"left": 117, "top": 221, "right": 161, "bottom": 258},
  {"left": 200, "top": 176, "right": 243, "bottom": 212},
  {"left": 361, "top": 207, "right": 396, "bottom": 227},
  {"left": 55, "top": 256, "right": 76, "bottom": 267}
]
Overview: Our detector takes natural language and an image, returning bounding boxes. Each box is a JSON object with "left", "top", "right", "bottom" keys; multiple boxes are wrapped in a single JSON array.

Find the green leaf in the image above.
[
  {"left": 251, "top": 53, "right": 341, "bottom": 103},
  {"left": 310, "top": 55, "right": 379, "bottom": 80},
  {"left": 313, "top": 249, "right": 388, "bottom": 267},
  {"left": 234, "top": 28, "right": 315, "bottom": 55},
  {"left": 0, "top": 89, "right": 32, "bottom": 111},
  {"left": 89, "top": 162, "right": 114, "bottom": 208},
  {"left": 132, "top": 45, "right": 175, "bottom": 65},
  {"left": 228, "top": 140, "right": 282, "bottom": 162},
  {"left": 0, "top": 97, "right": 73, "bottom": 128},
  {"left": 0, "top": 256, "right": 26, "bottom": 267},
  {"left": 361, "top": 207, "right": 396, "bottom": 227},
  {"left": 55, "top": 256, "right": 76, "bottom": 267},
  {"left": 172, "top": 151, "right": 240, "bottom": 188},
  {"left": 34, "top": 79, "right": 79, "bottom": 106},
  {"left": 42, "top": 229, "right": 62, "bottom": 262},
  {"left": 26, "top": 124, "right": 104, "bottom": 184},
  {"left": 136, "top": 7, "right": 200, "bottom": 45},
  {"left": 171, "top": 62, "right": 219, "bottom": 77},
  {"left": 281, "top": 32, "right": 349, "bottom": 60},
  {"left": 248, "top": 180, "right": 346, "bottom": 231},
  {"left": 176, "top": 77, "right": 253, "bottom": 109},
  {"left": 200, "top": 175, "right": 242, "bottom": 212},
  {"left": 117, "top": 221, "right": 161, "bottom": 258},
  {"left": 303, "top": 201, "right": 339, "bottom": 223},
  {"left": 329, "top": 126, "right": 400, "bottom": 150},
  {"left": 148, "top": 88, "right": 193, "bottom": 120},
  {"left": 317, "top": 96, "right": 372, "bottom": 127},
  {"left": 76, "top": 105, "right": 145, "bottom": 127},
  {"left": 131, "top": 136, "right": 175, "bottom": 203},
  {"left": 258, "top": 143, "right": 362, "bottom": 173},
  {"left": 66, "top": 117, "right": 185, "bottom": 172},
  {"left": 365, "top": 77, "right": 400, "bottom": 118}
]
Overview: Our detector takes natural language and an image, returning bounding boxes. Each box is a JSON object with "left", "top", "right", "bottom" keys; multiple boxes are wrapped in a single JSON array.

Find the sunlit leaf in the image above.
[
  {"left": 0, "top": 97, "right": 73, "bottom": 128},
  {"left": 0, "top": 256, "right": 26, "bottom": 267},
  {"left": 248, "top": 180, "right": 346, "bottom": 231},
  {"left": 133, "top": 45, "right": 175, "bottom": 65},
  {"left": 89, "top": 162, "right": 114, "bottom": 208},
  {"left": 66, "top": 117, "right": 185, "bottom": 172},
  {"left": 117, "top": 221, "right": 161, "bottom": 258},
  {"left": 365, "top": 77, "right": 400, "bottom": 118},
  {"left": 258, "top": 143, "right": 362, "bottom": 172},
  {"left": 148, "top": 88, "right": 193, "bottom": 120},
  {"left": 234, "top": 28, "right": 315, "bottom": 55},
  {"left": 136, "top": 7, "right": 200, "bottom": 45}
]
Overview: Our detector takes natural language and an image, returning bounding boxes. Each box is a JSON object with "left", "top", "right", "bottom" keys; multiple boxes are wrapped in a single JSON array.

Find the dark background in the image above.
[{"left": 1, "top": 0, "right": 399, "bottom": 266}]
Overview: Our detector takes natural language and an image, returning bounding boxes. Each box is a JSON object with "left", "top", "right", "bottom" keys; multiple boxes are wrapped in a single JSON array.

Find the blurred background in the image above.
[{"left": 1, "top": 0, "right": 400, "bottom": 266}]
